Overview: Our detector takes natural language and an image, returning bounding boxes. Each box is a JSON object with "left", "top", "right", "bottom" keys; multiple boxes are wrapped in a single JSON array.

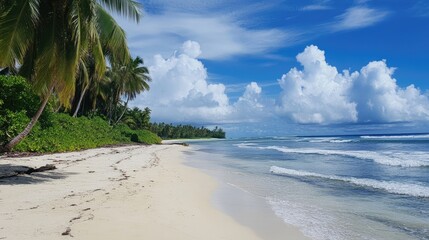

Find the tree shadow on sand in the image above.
[{"left": 0, "top": 164, "right": 70, "bottom": 185}]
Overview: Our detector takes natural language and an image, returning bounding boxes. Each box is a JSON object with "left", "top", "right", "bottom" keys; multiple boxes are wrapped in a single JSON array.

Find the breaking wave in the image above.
[
  {"left": 297, "top": 137, "right": 355, "bottom": 143},
  {"left": 361, "top": 134, "right": 429, "bottom": 140},
  {"left": 233, "top": 143, "right": 258, "bottom": 148},
  {"left": 236, "top": 143, "right": 429, "bottom": 168},
  {"left": 270, "top": 166, "right": 429, "bottom": 198}
]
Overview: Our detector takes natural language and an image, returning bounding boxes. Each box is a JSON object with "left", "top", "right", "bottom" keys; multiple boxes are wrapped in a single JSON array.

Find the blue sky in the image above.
[{"left": 119, "top": 0, "right": 429, "bottom": 137}]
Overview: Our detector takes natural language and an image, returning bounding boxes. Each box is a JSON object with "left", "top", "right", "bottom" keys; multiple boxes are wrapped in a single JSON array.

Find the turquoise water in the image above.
[{"left": 188, "top": 134, "right": 429, "bottom": 240}]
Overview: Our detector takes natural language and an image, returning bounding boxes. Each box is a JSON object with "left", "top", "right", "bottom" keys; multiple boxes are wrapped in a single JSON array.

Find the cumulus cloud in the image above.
[
  {"left": 181, "top": 40, "right": 202, "bottom": 58},
  {"left": 131, "top": 41, "right": 267, "bottom": 123},
  {"left": 134, "top": 41, "right": 231, "bottom": 122},
  {"left": 231, "top": 82, "right": 268, "bottom": 122},
  {"left": 277, "top": 45, "right": 358, "bottom": 124},
  {"left": 277, "top": 45, "right": 429, "bottom": 124},
  {"left": 134, "top": 43, "right": 429, "bottom": 125},
  {"left": 351, "top": 61, "right": 429, "bottom": 122}
]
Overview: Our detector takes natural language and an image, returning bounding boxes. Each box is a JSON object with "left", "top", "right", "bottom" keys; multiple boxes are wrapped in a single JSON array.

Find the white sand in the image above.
[{"left": 0, "top": 145, "right": 307, "bottom": 240}]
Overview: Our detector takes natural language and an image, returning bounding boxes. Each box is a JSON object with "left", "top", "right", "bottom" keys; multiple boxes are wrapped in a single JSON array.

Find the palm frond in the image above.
[
  {"left": 0, "top": 0, "right": 39, "bottom": 66},
  {"left": 33, "top": 1, "right": 80, "bottom": 105},
  {"left": 97, "top": 0, "right": 142, "bottom": 22},
  {"left": 96, "top": 3, "right": 130, "bottom": 64},
  {"left": 91, "top": 29, "right": 107, "bottom": 78}
]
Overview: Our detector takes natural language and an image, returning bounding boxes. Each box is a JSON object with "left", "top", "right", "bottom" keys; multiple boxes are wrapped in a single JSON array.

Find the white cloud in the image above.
[
  {"left": 302, "top": 0, "right": 332, "bottom": 11},
  {"left": 277, "top": 45, "right": 429, "bottom": 124},
  {"left": 302, "top": 4, "right": 331, "bottom": 11},
  {"left": 131, "top": 41, "right": 267, "bottom": 123},
  {"left": 277, "top": 45, "right": 358, "bottom": 124},
  {"left": 114, "top": 2, "right": 390, "bottom": 63},
  {"left": 132, "top": 43, "right": 429, "bottom": 126},
  {"left": 117, "top": 11, "right": 294, "bottom": 61},
  {"left": 240, "top": 82, "right": 262, "bottom": 103},
  {"left": 231, "top": 82, "right": 268, "bottom": 122},
  {"left": 181, "top": 40, "right": 202, "bottom": 58},
  {"left": 332, "top": 6, "right": 389, "bottom": 31},
  {"left": 351, "top": 60, "right": 429, "bottom": 122}
]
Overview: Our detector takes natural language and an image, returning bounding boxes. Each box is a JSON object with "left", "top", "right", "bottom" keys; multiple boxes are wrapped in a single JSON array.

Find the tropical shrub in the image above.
[
  {"left": 131, "top": 130, "right": 162, "bottom": 145},
  {"left": 1, "top": 76, "right": 161, "bottom": 153},
  {"left": 0, "top": 75, "right": 49, "bottom": 144},
  {"left": 113, "top": 124, "right": 161, "bottom": 145},
  {"left": 14, "top": 114, "right": 120, "bottom": 152},
  {"left": 15, "top": 114, "right": 161, "bottom": 153}
]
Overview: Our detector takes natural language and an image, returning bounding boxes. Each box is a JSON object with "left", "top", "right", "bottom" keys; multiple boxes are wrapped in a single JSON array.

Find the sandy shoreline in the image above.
[{"left": 0, "top": 144, "right": 307, "bottom": 240}]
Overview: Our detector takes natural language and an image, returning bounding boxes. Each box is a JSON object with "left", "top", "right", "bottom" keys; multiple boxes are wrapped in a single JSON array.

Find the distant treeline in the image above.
[
  {"left": 120, "top": 107, "right": 226, "bottom": 139},
  {"left": 149, "top": 123, "right": 226, "bottom": 139}
]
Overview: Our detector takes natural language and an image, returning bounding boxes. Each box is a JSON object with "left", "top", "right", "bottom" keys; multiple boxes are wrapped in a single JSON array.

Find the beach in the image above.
[{"left": 0, "top": 144, "right": 307, "bottom": 240}]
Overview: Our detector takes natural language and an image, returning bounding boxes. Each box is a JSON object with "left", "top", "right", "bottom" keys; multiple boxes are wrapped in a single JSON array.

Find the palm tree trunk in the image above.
[
  {"left": 91, "top": 96, "right": 97, "bottom": 111},
  {"left": 108, "top": 98, "right": 113, "bottom": 124},
  {"left": 54, "top": 105, "right": 62, "bottom": 113},
  {"left": 73, "top": 85, "right": 88, "bottom": 117},
  {"left": 1, "top": 88, "right": 53, "bottom": 152},
  {"left": 115, "top": 98, "right": 129, "bottom": 124},
  {"left": 108, "top": 90, "right": 119, "bottom": 124}
]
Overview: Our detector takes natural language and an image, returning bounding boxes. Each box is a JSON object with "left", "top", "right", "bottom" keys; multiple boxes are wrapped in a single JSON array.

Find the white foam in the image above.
[
  {"left": 234, "top": 143, "right": 258, "bottom": 148},
  {"left": 329, "top": 139, "right": 354, "bottom": 143},
  {"left": 294, "top": 137, "right": 356, "bottom": 143},
  {"left": 270, "top": 166, "right": 429, "bottom": 198},
  {"left": 234, "top": 142, "right": 429, "bottom": 167},
  {"left": 268, "top": 198, "right": 369, "bottom": 240},
  {"left": 272, "top": 136, "right": 296, "bottom": 140},
  {"left": 306, "top": 137, "right": 336, "bottom": 143},
  {"left": 361, "top": 134, "right": 429, "bottom": 139},
  {"left": 261, "top": 146, "right": 429, "bottom": 168}
]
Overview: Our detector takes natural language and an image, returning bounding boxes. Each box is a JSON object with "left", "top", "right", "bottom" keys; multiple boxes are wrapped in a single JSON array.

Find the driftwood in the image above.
[
  {"left": 169, "top": 142, "right": 189, "bottom": 147},
  {"left": 61, "top": 227, "right": 71, "bottom": 236}
]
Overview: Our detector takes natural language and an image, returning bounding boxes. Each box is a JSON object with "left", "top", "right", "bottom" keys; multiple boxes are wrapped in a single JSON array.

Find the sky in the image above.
[{"left": 116, "top": 0, "right": 429, "bottom": 137}]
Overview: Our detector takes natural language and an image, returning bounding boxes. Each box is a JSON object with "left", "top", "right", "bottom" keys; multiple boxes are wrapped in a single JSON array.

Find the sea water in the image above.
[{"left": 186, "top": 134, "right": 429, "bottom": 240}]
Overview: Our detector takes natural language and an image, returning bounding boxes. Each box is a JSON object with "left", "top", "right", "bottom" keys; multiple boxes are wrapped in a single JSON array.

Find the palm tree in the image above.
[
  {"left": 89, "top": 67, "right": 112, "bottom": 111},
  {"left": 110, "top": 56, "right": 151, "bottom": 124},
  {"left": 72, "top": 54, "right": 105, "bottom": 117},
  {"left": 72, "top": 58, "right": 91, "bottom": 117},
  {"left": 0, "top": 0, "right": 141, "bottom": 152}
]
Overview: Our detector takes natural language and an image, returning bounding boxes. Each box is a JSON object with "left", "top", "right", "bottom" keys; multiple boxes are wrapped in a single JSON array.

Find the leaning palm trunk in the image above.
[
  {"left": 1, "top": 88, "right": 53, "bottom": 152},
  {"left": 72, "top": 85, "right": 89, "bottom": 117},
  {"left": 115, "top": 98, "right": 129, "bottom": 124}
]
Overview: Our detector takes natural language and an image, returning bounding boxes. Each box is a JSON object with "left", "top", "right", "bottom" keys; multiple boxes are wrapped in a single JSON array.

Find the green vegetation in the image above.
[
  {"left": 0, "top": 76, "right": 161, "bottom": 153},
  {"left": 0, "top": 75, "right": 47, "bottom": 145},
  {"left": 113, "top": 123, "right": 161, "bottom": 145},
  {"left": 0, "top": 0, "right": 142, "bottom": 151},
  {"left": 16, "top": 114, "right": 121, "bottom": 153}
]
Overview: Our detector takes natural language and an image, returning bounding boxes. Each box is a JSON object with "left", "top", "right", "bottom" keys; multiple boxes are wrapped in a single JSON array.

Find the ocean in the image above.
[{"left": 185, "top": 134, "right": 429, "bottom": 240}]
